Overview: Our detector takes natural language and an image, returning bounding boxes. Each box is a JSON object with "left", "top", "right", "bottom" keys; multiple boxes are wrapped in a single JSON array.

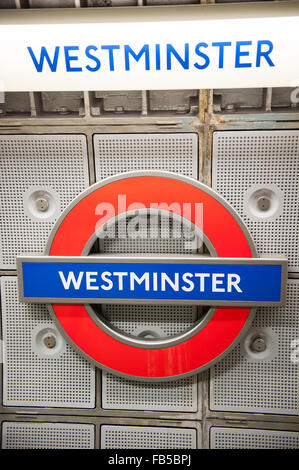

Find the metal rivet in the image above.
[
  {"left": 35, "top": 198, "right": 49, "bottom": 212},
  {"left": 225, "top": 104, "right": 235, "bottom": 111},
  {"left": 43, "top": 334, "right": 56, "bottom": 349},
  {"left": 58, "top": 106, "right": 69, "bottom": 115},
  {"left": 257, "top": 196, "right": 271, "bottom": 211},
  {"left": 114, "top": 106, "right": 125, "bottom": 114},
  {"left": 176, "top": 105, "right": 188, "bottom": 114},
  {"left": 250, "top": 336, "right": 267, "bottom": 353},
  {"left": 138, "top": 330, "right": 160, "bottom": 339}
]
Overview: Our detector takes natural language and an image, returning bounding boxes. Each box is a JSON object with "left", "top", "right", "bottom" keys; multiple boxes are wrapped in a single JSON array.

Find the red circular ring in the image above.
[{"left": 47, "top": 174, "right": 256, "bottom": 380}]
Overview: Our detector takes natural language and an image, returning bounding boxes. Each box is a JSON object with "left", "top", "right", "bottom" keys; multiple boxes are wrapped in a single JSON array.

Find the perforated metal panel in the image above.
[
  {"left": 100, "top": 216, "right": 198, "bottom": 255},
  {"left": 1, "top": 277, "right": 95, "bottom": 408},
  {"left": 102, "top": 370, "right": 197, "bottom": 412},
  {"left": 94, "top": 133, "right": 198, "bottom": 180},
  {"left": 101, "top": 425, "right": 197, "bottom": 449},
  {"left": 1, "top": 422, "right": 95, "bottom": 449},
  {"left": 210, "top": 279, "right": 299, "bottom": 415},
  {"left": 101, "top": 298, "right": 198, "bottom": 412},
  {"left": 99, "top": 214, "right": 199, "bottom": 411},
  {"left": 210, "top": 427, "right": 299, "bottom": 449},
  {"left": 103, "top": 304, "right": 197, "bottom": 337},
  {"left": 212, "top": 130, "right": 299, "bottom": 272},
  {"left": 0, "top": 134, "right": 89, "bottom": 268}
]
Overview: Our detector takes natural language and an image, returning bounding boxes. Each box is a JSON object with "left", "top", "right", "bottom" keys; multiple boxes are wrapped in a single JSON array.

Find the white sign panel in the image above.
[{"left": 0, "top": 3, "right": 299, "bottom": 91}]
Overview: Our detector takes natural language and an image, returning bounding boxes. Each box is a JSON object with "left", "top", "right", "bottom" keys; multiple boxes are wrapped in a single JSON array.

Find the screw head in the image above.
[
  {"left": 138, "top": 330, "right": 160, "bottom": 339},
  {"left": 225, "top": 104, "right": 235, "bottom": 111},
  {"left": 114, "top": 106, "right": 125, "bottom": 114},
  {"left": 250, "top": 336, "right": 267, "bottom": 353},
  {"left": 43, "top": 334, "right": 56, "bottom": 349},
  {"left": 257, "top": 196, "right": 271, "bottom": 211},
  {"left": 35, "top": 198, "right": 49, "bottom": 212},
  {"left": 176, "top": 105, "right": 188, "bottom": 114},
  {"left": 58, "top": 106, "right": 69, "bottom": 115}
]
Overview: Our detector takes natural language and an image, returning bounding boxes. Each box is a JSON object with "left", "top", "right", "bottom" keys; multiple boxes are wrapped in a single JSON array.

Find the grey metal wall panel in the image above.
[
  {"left": 1, "top": 276, "right": 96, "bottom": 408},
  {"left": 212, "top": 130, "right": 299, "bottom": 272},
  {"left": 94, "top": 133, "right": 198, "bottom": 180},
  {"left": 0, "top": 134, "right": 89, "bottom": 269},
  {"left": 210, "top": 427, "right": 299, "bottom": 449},
  {"left": 102, "top": 372, "right": 197, "bottom": 412},
  {"left": 1, "top": 422, "right": 95, "bottom": 449},
  {"left": 101, "top": 425, "right": 197, "bottom": 449},
  {"left": 210, "top": 279, "right": 299, "bottom": 415}
]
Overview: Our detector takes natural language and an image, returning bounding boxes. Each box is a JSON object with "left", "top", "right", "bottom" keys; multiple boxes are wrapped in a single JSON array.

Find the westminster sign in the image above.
[{"left": 16, "top": 172, "right": 287, "bottom": 380}]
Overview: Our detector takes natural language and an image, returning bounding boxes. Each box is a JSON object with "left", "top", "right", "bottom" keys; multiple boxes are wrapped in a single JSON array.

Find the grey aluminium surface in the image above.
[
  {"left": 101, "top": 371, "right": 198, "bottom": 413},
  {"left": 93, "top": 133, "right": 198, "bottom": 180},
  {"left": 208, "top": 278, "right": 299, "bottom": 417},
  {"left": 1, "top": 276, "right": 96, "bottom": 409},
  {"left": 0, "top": 273, "right": 202, "bottom": 418},
  {"left": 202, "top": 419, "right": 299, "bottom": 449},
  {"left": 0, "top": 126, "right": 203, "bottom": 419},
  {"left": 211, "top": 129, "right": 299, "bottom": 272},
  {"left": 101, "top": 424, "right": 197, "bottom": 449},
  {"left": 0, "top": 133, "right": 90, "bottom": 269},
  {"left": 209, "top": 426, "right": 299, "bottom": 449},
  {"left": 0, "top": 415, "right": 201, "bottom": 450},
  {"left": 1, "top": 82, "right": 299, "bottom": 429},
  {"left": 1, "top": 421, "right": 96, "bottom": 449}
]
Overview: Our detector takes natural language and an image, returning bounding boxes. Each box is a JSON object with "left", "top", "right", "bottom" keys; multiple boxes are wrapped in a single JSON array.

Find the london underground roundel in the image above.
[{"left": 17, "top": 171, "right": 287, "bottom": 381}]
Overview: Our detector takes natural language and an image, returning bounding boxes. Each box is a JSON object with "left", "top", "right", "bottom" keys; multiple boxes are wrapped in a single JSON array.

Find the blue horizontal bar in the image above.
[{"left": 20, "top": 260, "right": 282, "bottom": 304}]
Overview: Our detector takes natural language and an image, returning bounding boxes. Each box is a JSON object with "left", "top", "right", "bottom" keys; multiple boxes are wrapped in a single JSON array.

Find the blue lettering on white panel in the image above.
[
  {"left": 256, "top": 40, "right": 275, "bottom": 67},
  {"left": 27, "top": 46, "right": 60, "bottom": 72},
  {"left": 124, "top": 44, "right": 150, "bottom": 71},
  {"left": 194, "top": 42, "right": 210, "bottom": 70},
  {"left": 166, "top": 43, "right": 189, "bottom": 70},
  {"left": 211, "top": 42, "right": 232, "bottom": 69},
  {"left": 26, "top": 41, "right": 275, "bottom": 73},
  {"left": 64, "top": 46, "right": 82, "bottom": 72},
  {"left": 235, "top": 41, "right": 252, "bottom": 68},
  {"left": 101, "top": 45, "right": 120, "bottom": 71},
  {"left": 85, "top": 45, "right": 101, "bottom": 72}
]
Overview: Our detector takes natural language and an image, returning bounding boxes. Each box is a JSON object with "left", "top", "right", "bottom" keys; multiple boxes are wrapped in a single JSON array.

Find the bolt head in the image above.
[
  {"left": 257, "top": 196, "right": 271, "bottom": 211},
  {"left": 114, "top": 106, "right": 125, "bottom": 114},
  {"left": 35, "top": 198, "right": 49, "bottom": 212},
  {"left": 43, "top": 334, "right": 56, "bottom": 349},
  {"left": 176, "top": 106, "right": 187, "bottom": 114},
  {"left": 58, "top": 106, "right": 69, "bottom": 115},
  {"left": 225, "top": 104, "right": 235, "bottom": 111},
  {"left": 250, "top": 336, "right": 267, "bottom": 353}
]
